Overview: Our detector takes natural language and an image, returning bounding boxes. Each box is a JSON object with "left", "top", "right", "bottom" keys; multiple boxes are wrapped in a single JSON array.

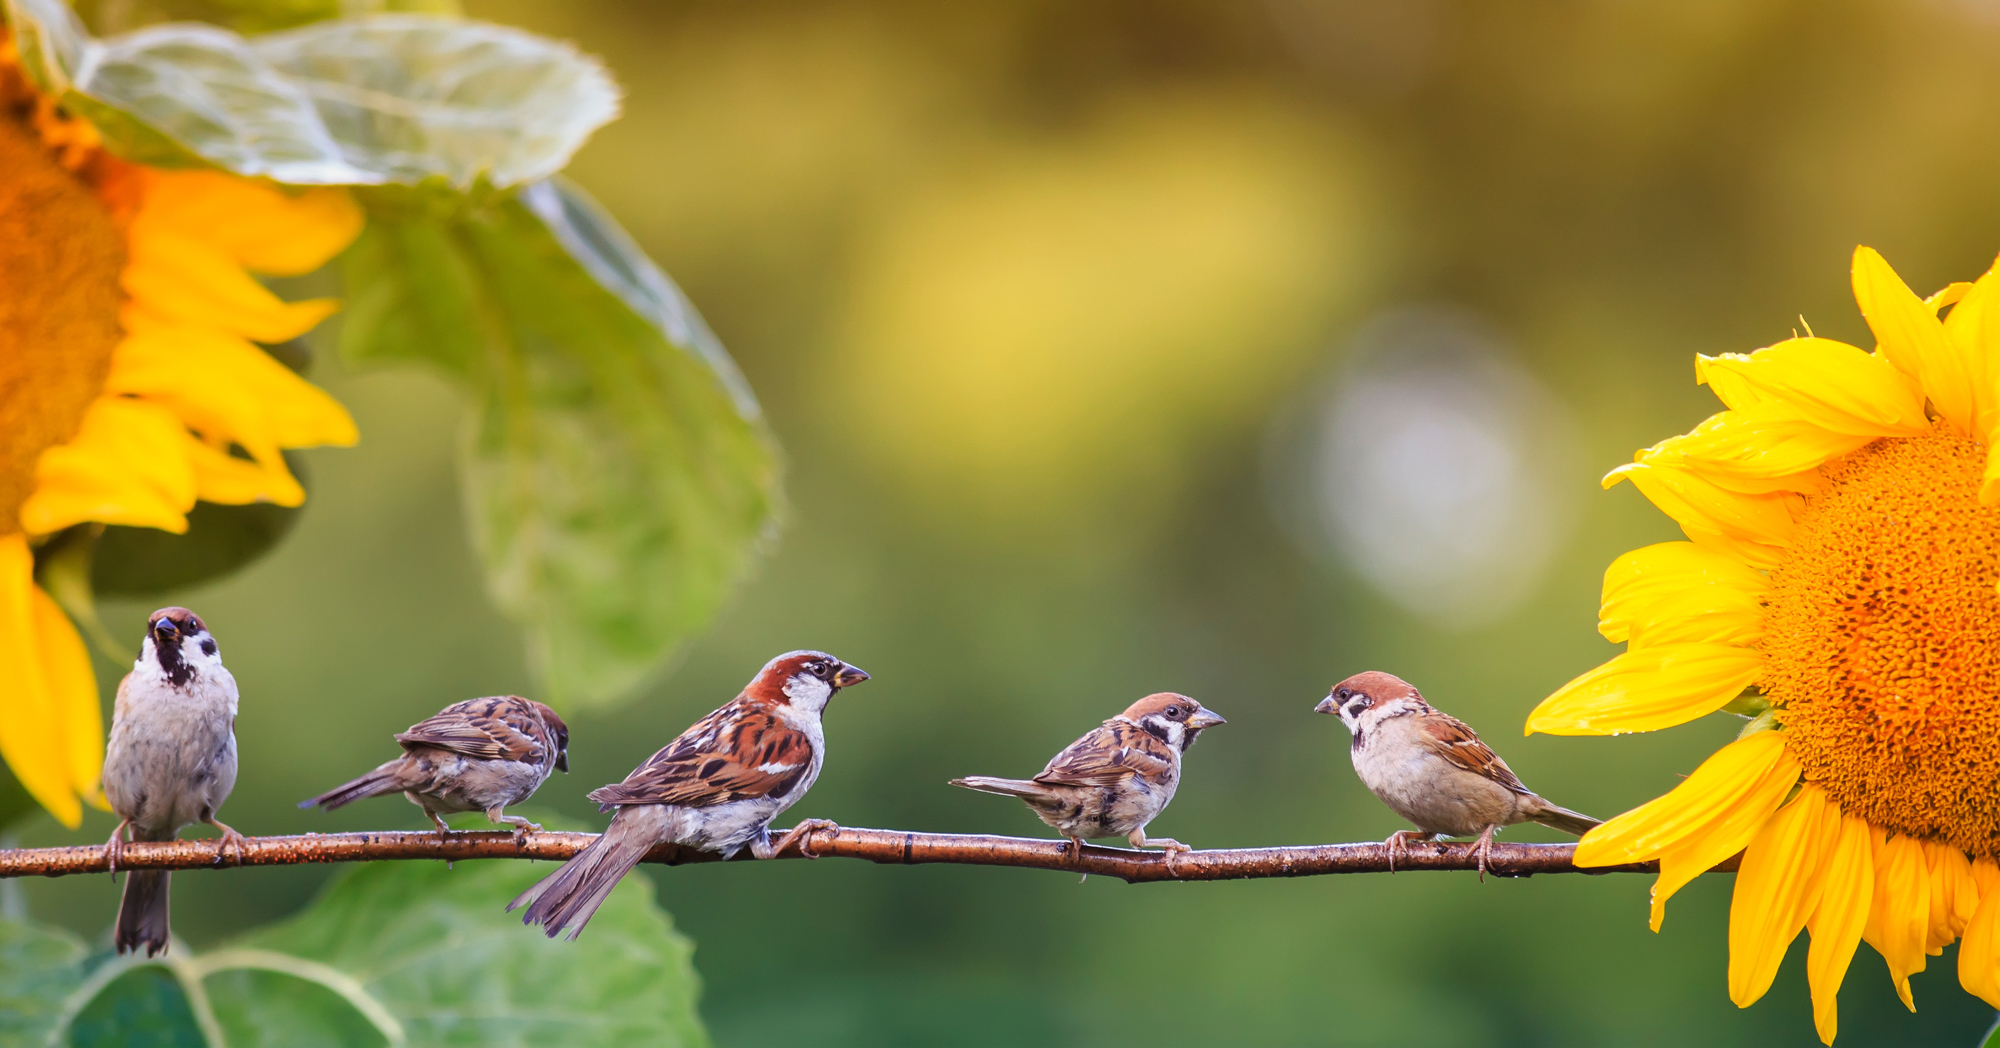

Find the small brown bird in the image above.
[
  {"left": 101, "top": 608, "right": 243, "bottom": 956},
  {"left": 510, "top": 650, "right": 870, "bottom": 940},
  {"left": 299, "top": 695, "right": 569, "bottom": 839},
  {"left": 951, "top": 693, "right": 1226, "bottom": 866},
  {"left": 1316, "top": 671, "right": 1598, "bottom": 876}
]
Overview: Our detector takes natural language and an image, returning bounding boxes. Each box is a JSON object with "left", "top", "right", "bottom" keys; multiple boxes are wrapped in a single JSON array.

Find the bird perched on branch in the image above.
[
  {"left": 1316, "top": 671, "right": 1598, "bottom": 877},
  {"left": 510, "top": 650, "right": 870, "bottom": 940},
  {"left": 101, "top": 607, "right": 243, "bottom": 956},
  {"left": 298, "top": 695, "right": 569, "bottom": 839},
  {"left": 951, "top": 693, "right": 1226, "bottom": 867}
]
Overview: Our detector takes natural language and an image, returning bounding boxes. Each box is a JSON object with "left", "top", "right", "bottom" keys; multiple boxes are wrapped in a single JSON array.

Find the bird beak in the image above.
[
  {"left": 834, "top": 664, "right": 871, "bottom": 689},
  {"left": 555, "top": 751, "right": 569, "bottom": 773},
  {"left": 1313, "top": 696, "right": 1337, "bottom": 715},
  {"left": 152, "top": 619, "right": 179, "bottom": 643},
  {"left": 1188, "top": 708, "right": 1227, "bottom": 730}
]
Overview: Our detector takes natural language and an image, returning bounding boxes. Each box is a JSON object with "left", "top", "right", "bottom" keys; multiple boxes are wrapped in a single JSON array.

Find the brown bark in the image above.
[{"left": 0, "top": 826, "right": 1728, "bottom": 882}]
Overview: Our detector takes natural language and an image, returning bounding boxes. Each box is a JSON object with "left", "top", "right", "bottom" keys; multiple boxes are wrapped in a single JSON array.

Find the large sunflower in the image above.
[
  {"left": 1527, "top": 245, "right": 2000, "bottom": 1043},
  {"left": 0, "top": 34, "right": 360, "bottom": 828}
]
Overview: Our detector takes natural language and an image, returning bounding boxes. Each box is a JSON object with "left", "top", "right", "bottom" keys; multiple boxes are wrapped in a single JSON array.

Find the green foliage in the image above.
[
  {"left": 1, "top": 0, "right": 780, "bottom": 709},
  {"left": 3, "top": 0, "right": 617, "bottom": 186},
  {"left": 340, "top": 180, "right": 781, "bottom": 709},
  {"left": 0, "top": 859, "right": 709, "bottom": 1048}
]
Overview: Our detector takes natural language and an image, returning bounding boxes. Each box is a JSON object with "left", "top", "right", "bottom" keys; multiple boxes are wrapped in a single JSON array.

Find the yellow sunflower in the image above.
[
  {"left": 0, "top": 33, "right": 360, "bottom": 829},
  {"left": 1526, "top": 244, "right": 2000, "bottom": 1043}
]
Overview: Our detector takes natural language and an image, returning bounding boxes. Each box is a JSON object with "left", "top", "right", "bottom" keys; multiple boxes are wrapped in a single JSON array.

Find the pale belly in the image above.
[{"left": 1354, "top": 741, "right": 1519, "bottom": 837}]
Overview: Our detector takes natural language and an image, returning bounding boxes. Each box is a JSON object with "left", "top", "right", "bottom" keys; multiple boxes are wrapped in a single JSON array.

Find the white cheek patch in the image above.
[{"left": 782, "top": 675, "right": 834, "bottom": 712}]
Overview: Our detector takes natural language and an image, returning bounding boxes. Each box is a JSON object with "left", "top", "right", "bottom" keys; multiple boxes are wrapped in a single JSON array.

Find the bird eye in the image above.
[{"left": 1165, "top": 706, "right": 1181, "bottom": 717}]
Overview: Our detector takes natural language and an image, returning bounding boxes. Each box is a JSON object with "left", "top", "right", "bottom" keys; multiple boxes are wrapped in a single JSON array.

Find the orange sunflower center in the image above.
[
  {"left": 0, "top": 95, "right": 123, "bottom": 534},
  {"left": 1763, "top": 421, "right": 2000, "bottom": 858}
]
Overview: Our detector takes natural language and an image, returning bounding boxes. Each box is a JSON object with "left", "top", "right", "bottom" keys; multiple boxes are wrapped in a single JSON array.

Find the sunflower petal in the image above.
[
  {"left": 1573, "top": 732, "right": 1799, "bottom": 930},
  {"left": 1525, "top": 643, "right": 1762, "bottom": 736},
  {"left": 122, "top": 224, "right": 339, "bottom": 344},
  {"left": 20, "top": 398, "right": 196, "bottom": 535},
  {"left": 1862, "top": 831, "right": 1932, "bottom": 1010},
  {"left": 136, "top": 170, "right": 362, "bottom": 276},
  {"left": 1924, "top": 841, "right": 1977, "bottom": 953},
  {"left": 1598, "top": 541, "right": 1769, "bottom": 647},
  {"left": 0, "top": 537, "right": 84, "bottom": 828},
  {"left": 1852, "top": 246, "right": 1979, "bottom": 434},
  {"left": 1805, "top": 811, "right": 1874, "bottom": 1046},
  {"left": 1576, "top": 732, "right": 1794, "bottom": 862},
  {"left": 1641, "top": 404, "right": 1863, "bottom": 494},
  {"left": 1695, "top": 338, "right": 1929, "bottom": 438},
  {"left": 1943, "top": 257, "right": 2000, "bottom": 446},
  {"left": 1958, "top": 860, "right": 2000, "bottom": 1008},
  {"left": 1730, "top": 783, "right": 1838, "bottom": 1008},
  {"left": 1605, "top": 461, "right": 1797, "bottom": 560},
  {"left": 180, "top": 433, "right": 304, "bottom": 507}
]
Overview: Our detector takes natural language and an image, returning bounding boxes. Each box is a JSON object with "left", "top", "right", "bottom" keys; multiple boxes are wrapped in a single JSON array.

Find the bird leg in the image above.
[
  {"left": 1127, "top": 829, "right": 1194, "bottom": 876},
  {"left": 766, "top": 819, "right": 839, "bottom": 860},
  {"left": 422, "top": 806, "right": 451, "bottom": 842},
  {"left": 486, "top": 806, "right": 542, "bottom": 843},
  {"left": 103, "top": 817, "right": 132, "bottom": 874},
  {"left": 205, "top": 817, "right": 247, "bottom": 866},
  {"left": 1384, "top": 829, "right": 1436, "bottom": 874},
  {"left": 1473, "top": 824, "right": 1499, "bottom": 882}
]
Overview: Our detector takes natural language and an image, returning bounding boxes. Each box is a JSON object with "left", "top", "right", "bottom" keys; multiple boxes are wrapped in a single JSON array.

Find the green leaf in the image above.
[
  {"left": 0, "top": 854, "right": 708, "bottom": 1047},
  {"left": 203, "top": 968, "right": 388, "bottom": 1047},
  {"left": 230, "top": 859, "right": 710, "bottom": 1047},
  {"left": 68, "top": 967, "right": 207, "bottom": 1048},
  {"left": 1982, "top": 1012, "right": 2000, "bottom": 1048},
  {"left": 3, "top": 0, "right": 618, "bottom": 187},
  {"left": 341, "top": 181, "right": 781, "bottom": 709},
  {"left": 0, "top": 916, "right": 88, "bottom": 1045}
]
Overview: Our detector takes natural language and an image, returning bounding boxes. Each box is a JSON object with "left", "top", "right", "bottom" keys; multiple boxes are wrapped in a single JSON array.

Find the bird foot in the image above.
[
  {"left": 103, "top": 819, "right": 131, "bottom": 874},
  {"left": 1384, "top": 830, "right": 1435, "bottom": 874},
  {"left": 208, "top": 820, "right": 247, "bottom": 866},
  {"left": 1129, "top": 834, "right": 1193, "bottom": 877},
  {"left": 771, "top": 819, "right": 838, "bottom": 859},
  {"left": 1474, "top": 825, "right": 1498, "bottom": 882},
  {"left": 487, "top": 809, "right": 540, "bottom": 845}
]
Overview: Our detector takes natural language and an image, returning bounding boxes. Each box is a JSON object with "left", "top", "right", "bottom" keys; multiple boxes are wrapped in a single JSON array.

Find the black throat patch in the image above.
[{"left": 155, "top": 638, "right": 193, "bottom": 688}]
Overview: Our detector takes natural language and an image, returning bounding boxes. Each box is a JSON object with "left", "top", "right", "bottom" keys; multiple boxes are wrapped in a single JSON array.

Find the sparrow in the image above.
[
  {"left": 509, "top": 650, "right": 870, "bottom": 940},
  {"left": 1316, "top": 671, "right": 1598, "bottom": 877},
  {"left": 100, "top": 607, "right": 243, "bottom": 956},
  {"left": 950, "top": 693, "right": 1226, "bottom": 867},
  {"left": 298, "top": 695, "right": 569, "bottom": 840}
]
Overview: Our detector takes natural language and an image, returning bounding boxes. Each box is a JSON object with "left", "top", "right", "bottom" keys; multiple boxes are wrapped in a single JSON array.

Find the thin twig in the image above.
[{"left": 0, "top": 827, "right": 1729, "bottom": 882}]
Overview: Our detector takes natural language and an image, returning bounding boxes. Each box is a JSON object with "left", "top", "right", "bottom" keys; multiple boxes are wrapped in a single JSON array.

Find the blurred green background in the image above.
[{"left": 20, "top": 2, "right": 2000, "bottom": 1044}]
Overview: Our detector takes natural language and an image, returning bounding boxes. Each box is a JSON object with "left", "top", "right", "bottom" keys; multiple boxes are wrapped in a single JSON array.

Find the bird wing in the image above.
[
  {"left": 587, "top": 700, "right": 814, "bottom": 809},
  {"left": 1031, "top": 718, "right": 1175, "bottom": 789},
  {"left": 1417, "top": 712, "right": 1531, "bottom": 796},
  {"left": 395, "top": 696, "right": 550, "bottom": 765}
]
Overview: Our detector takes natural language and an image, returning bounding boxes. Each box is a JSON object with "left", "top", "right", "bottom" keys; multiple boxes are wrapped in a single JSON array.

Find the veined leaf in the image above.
[
  {"left": 3, "top": 0, "right": 617, "bottom": 186},
  {"left": 0, "top": 855, "right": 709, "bottom": 1047},
  {"left": 341, "top": 179, "right": 781, "bottom": 709}
]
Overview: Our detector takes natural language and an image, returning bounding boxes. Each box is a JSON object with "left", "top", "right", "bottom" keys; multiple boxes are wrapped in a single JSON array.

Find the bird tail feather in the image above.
[
  {"left": 948, "top": 776, "right": 1051, "bottom": 801},
  {"left": 115, "top": 870, "right": 171, "bottom": 957},
  {"left": 510, "top": 807, "right": 665, "bottom": 941},
  {"left": 298, "top": 763, "right": 406, "bottom": 812},
  {"left": 1529, "top": 801, "right": 1601, "bottom": 837}
]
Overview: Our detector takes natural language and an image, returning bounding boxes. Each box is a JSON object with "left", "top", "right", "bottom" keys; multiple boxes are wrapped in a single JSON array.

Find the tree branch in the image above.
[{"left": 0, "top": 826, "right": 1729, "bottom": 882}]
